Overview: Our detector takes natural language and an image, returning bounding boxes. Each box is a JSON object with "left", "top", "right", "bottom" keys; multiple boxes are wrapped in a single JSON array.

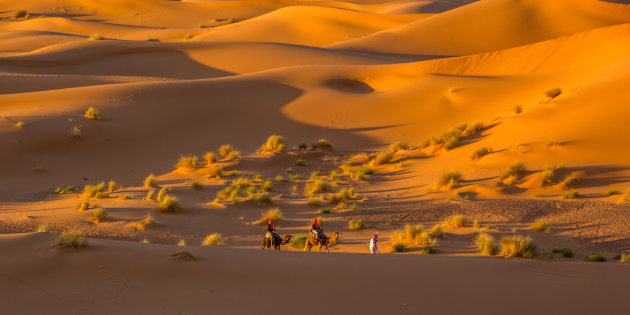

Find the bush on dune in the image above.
[
  {"left": 157, "top": 195, "right": 180, "bottom": 213},
  {"left": 389, "top": 142, "right": 410, "bottom": 153},
  {"left": 206, "top": 164, "right": 223, "bottom": 179},
  {"left": 475, "top": 233, "right": 499, "bottom": 256},
  {"left": 87, "top": 207, "right": 107, "bottom": 223},
  {"left": 499, "top": 161, "right": 526, "bottom": 186},
  {"left": 529, "top": 219, "right": 550, "bottom": 232},
  {"left": 175, "top": 155, "right": 198, "bottom": 172},
  {"left": 305, "top": 179, "right": 332, "bottom": 196},
  {"left": 144, "top": 174, "right": 158, "bottom": 188},
  {"left": 290, "top": 236, "right": 308, "bottom": 248},
  {"left": 54, "top": 230, "right": 87, "bottom": 248},
  {"left": 442, "top": 214, "right": 467, "bottom": 228},
  {"left": 202, "top": 233, "right": 224, "bottom": 246},
  {"left": 84, "top": 107, "right": 100, "bottom": 120},
  {"left": 438, "top": 171, "right": 462, "bottom": 189},
  {"left": 260, "top": 135, "right": 287, "bottom": 152},
  {"left": 219, "top": 145, "right": 233, "bottom": 157},
  {"left": 470, "top": 147, "right": 492, "bottom": 161},
  {"left": 312, "top": 139, "right": 333, "bottom": 150},
  {"left": 499, "top": 235, "right": 537, "bottom": 258},
  {"left": 259, "top": 208, "right": 283, "bottom": 222},
  {"left": 203, "top": 152, "right": 218, "bottom": 165},
  {"left": 348, "top": 219, "right": 364, "bottom": 230}
]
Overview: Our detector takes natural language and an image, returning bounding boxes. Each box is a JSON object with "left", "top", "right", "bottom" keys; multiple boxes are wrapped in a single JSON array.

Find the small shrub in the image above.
[
  {"left": 157, "top": 195, "right": 180, "bottom": 213},
  {"left": 606, "top": 189, "right": 620, "bottom": 196},
  {"left": 338, "top": 202, "right": 359, "bottom": 210},
  {"left": 171, "top": 251, "right": 196, "bottom": 261},
  {"left": 529, "top": 219, "right": 549, "bottom": 232},
  {"left": 260, "top": 208, "right": 283, "bottom": 221},
  {"left": 312, "top": 139, "right": 333, "bottom": 150},
  {"left": 141, "top": 212, "right": 156, "bottom": 226},
  {"left": 275, "top": 175, "right": 288, "bottom": 182},
  {"left": 14, "top": 10, "right": 28, "bottom": 19},
  {"left": 253, "top": 193, "right": 273, "bottom": 206},
  {"left": 183, "top": 33, "right": 194, "bottom": 40},
  {"left": 206, "top": 164, "right": 223, "bottom": 179},
  {"left": 442, "top": 214, "right": 467, "bottom": 228},
  {"left": 260, "top": 135, "right": 287, "bottom": 152},
  {"left": 305, "top": 179, "right": 332, "bottom": 196},
  {"left": 145, "top": 189, "right": 154, "bottom": 200},
  {"left": 392, "top": 243, "right": 405, "bottom": 252},
  {"left": 84, "top": 107, "right": 100, "bottom": 120},
  {"left": 203, "top": 152, "right": 217, "bottom": 165},
  {"left": 585, "top": 253, "right": 606, "bottom": 262},
  {"left": 55, "top": 185, "right": 76, "bottom": 194},
  {"left": 16, "top": 121, "right": 25, "bottom": 127},
  {"left": 419, "top": 246, "right": 436, "bottom": 255},
  {"left": 201, "top": 233, "right": 224, "bottom": 246},
  {"left": 552, "top": 248, "right": 573, "bottom": 258},
  {"left": 389, "top": 142, "right": 410, "bottom": 153},
  {"left": 296, "top": 159, "right": 307, "bottom": 166},
  {"left": 70, "top": 126, "right": 81, "bottom": 139},
  {"left": 157, "top": 187, "right": 170, "bottom": 202},
  {"left": 414, "top": 231, "right": 435, "bottom": 246},
  {"left": 290, "top": 236, "right": 308, "bottom": 248},
  {"left": 37, "top": 224, "right": 51, "bottom": 233},
  {"left": 88, "top": 208, "right": 107, "bottom": 223},
  {"left": 309, "top": 171, "right": 322, "bottom": 180},
  {"left": 291, "top": 185, "right": 298, "bottom": 194},
  {"left": 82, "top": 182, "right": 105, "bottom": 198},
  {"left": 370, "top": 152, "right": 394, "bottom": 166},
  {"left": 232, "top": 177, "right": 251, "bottom": 189},
  {"left": 620, "top": 254, "right": 630, "bottom": 263},
  {"left": 117, "top": 194, "right": 131, "bottom": 201},
  {"left": 89, "top": 33, "right": 103, "bottom": 40},
  {"left": 470, "top": 147, "right": 492, "bottom": 161},
  {"left": 319, "top": 208, "right": 332, "bottom": 214},
  {"left": 107, "top": 181, "right": 119, "bottom": 193},
  {"left": 175, "top": 155, "right": 198, "bottom": 172},
  {"left": 178, "top": 239, "right": 186, "bottom": 246},
  {"left": 514, "top": 105, "right": 522, "bottom": 114},
  {"left": 298, "top": 142, "right": 308, "bottom": 150},
  {"left": 329, "top": 170, "right": 340, "bottom": 183},
  {"left": 261, "top": 180, "right": 272, "bottom": 192},
  {"left": 348, "top": 219, "right": 364, "bottom": 230},
  {"left": 428, "top": 224, "right": 444, "bottom": 238},
  {"left": 545, "top": 87, "right": 562, "bottom": 99},
  {"left": 54, "top": 230, "right": 87, "bottom": 248},
  {"left": 562, "top": 191, "right": 579, "bottom": 200},
  {"left": 219, "top": 145, "right": 233, "bottom": 157},
  {"left": 307, "top": 198, "right": 321, "bottom": 207},
  {"left": 473, "top": 220, "right": 479, "bottom": 229},
  {"left": 351, "top": 167, "right": 373, "bottom": 181},
  {"left": 328, "top": 188, "right": 355, "bottom": 204},
  {"left": 475, "top": 233, "right": 499, "bottom": 256},
  {"left": 144, "top": 174, "right": 157, "bottom": 188},
  {"left": 499, "top": 235, "right": 537, "bottom": 258},
  {"left": 403, "top": 224, "right": 424, "bottom": 242},
  {"left": 227, "top": 151, "right": 240, "bottom": 161},
  {"left": 438, "top": 171, "right": 462, "bottom": 189},
  {"left": 191, "top": 181, "right": 203, "bottom": 190},
  {"left": 499, "top": 161, "right": 526, "bottom": 185},
  {"left": 291, "top": 174, "right": 304, "bottom": 181}
]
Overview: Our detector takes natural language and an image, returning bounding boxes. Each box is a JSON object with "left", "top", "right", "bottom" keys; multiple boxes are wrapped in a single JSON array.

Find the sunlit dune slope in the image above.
[{"left": 331, "top": 0, "right": 630, "bottom": 57}]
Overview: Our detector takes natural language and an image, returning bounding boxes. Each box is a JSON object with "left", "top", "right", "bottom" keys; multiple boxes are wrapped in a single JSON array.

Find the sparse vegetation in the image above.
[
  {"left": 296, "top": 159, "right": 307, "bottom": 166},
  {"left": 70, "top": 126, "right": 81, "bottom": 139},
  {"left": 183, "top": 33, "right": 194, "bottom": 40},
  {"left": 419, "top": 246, "right": 436, "bottom": 255},
  {"left": 499, "top": 161, "right": 526, "bottom": 185},
  {"left": 392, "top": 243, "right": 405, "bottom": 252},
  {"left": 319, "top": 208, "right": 332, "bottom": 214},
  {"left": 175, "top": 155, "right": 198, "bottom": 172},
  {"left": 157, "top": 187, "right": 170, "bottom": 202},
  {"left": 475, "top": 233, "right": 499, "bottom": 256},
  {"left": 191, "top": 181, "right": 203, "bottom": 190},
  {"left": 328, "top": 188, "right": 356, "bottom": 204},
  {"left": 88, "top": 207, "right": 107, "bottom": 223},
  {"left": 429, "top": 224, "right": 444, "bottom": 238},
  {"left": 37, "top": 224, "right": 51, "bottom": 233},
  {"left": 499, "top": 235, "right": 537, "bottom": 258},
  {"left": 562, "top": 190, "right": 579, "bottom": 200},
  {"left": 369, "top": 152, "right": 393, "bottom": 166},
  {"left": 552, "top": 248, "right": 573, "bottom": 258},
  {"left": 171, "top": 251, "right": 196, "bottom": 260},
  {"left": 312, "top": 139, "right": 333, "bottom": 150},
  {"left": 290, "top": 236, "right": 308, "bottom": 248},
  {"left": 585, "top": 253, "right": 606, "bottom": 262},
  {"left": 423, "top": 123, "right": 484, "bottom": 150},
  {"left": 84, "top": 107, "right": 100, "bottom": 120},
  {"left": 253, "top": 193, "right": 273, "bottom": 206},
  {"left": 76, "top": 201, "right": 90, "bottom": 211},
  {"left": 307, "top": 198, "right": 321, "bottom": 207},
  {"left": 470, "top": 147, "right": 492, "bottom": 161},
  {"left": 157, "top": 195, "right": 180, "bottom": 213},
  {"left": 338, "top": 202, "right": 359, "bottom": 210},
  {"left": 54, "top": 230, "right": 87, "bottom": 248},
  {"left": 219, "top": 145, "right": 233, "bottom": 157},
  {"left": 442, "top": 214, "right": 467, "bottom": 228},
  {"left": 201, "top": 233, "right": 224, "bottom": 246},
  {"left": 529, "top": 219, "right": 550, "bottom": 232},
  {"left": 275, "top": 175, "right": 288, "bottom": 182},
  {"left": 545, "top": 87, "right": 562, "bottom": 99},
  {"left": 54, "top": 185, "right": 76, "bottom": 194},
  {"left": 82, "top": 182, "right": 105, "bottom": 199},
  {"left": 389, "top": 142, "right": 410, "bottom": 153},
  {"left": 348, "top": 219, "right": 364, "bottom": 230},
  {"left": 305, "top": 179, "right": 332, "bottom": 196},
  {"left": 89, "top": 33, "right": 104, "bottom": 40},
  {"left": 144, "top": 174, "right": 158, "bottom": 188},
  {"left": 203, "top": 152, "right": 217, "bottom": 165},
  {"left": 14, "top": 10, "right": 28, "bottom": 19},
  {"left": 606, "top": 189, "right": 621, "bottom": 196},
  {"left": 261, "top": 180, "right": 272, "bottom": 192},
  {"left": 260, "top": 135, "right": 287, "bottom": 152},
  {"left": 259, "top": 208, "right": 283, "bottom": 221},
  {"left": 414, "top": 231, "right": 435, "bottom": 246},
  {"left": 206, "top": 164, "right": 223, "bottom": 179},
  {"left": 438, "top": 171, "right": 462, "bottom": 189},
  {"left": 108, "top": 181, "right": 119, "bottom": 193},
  {"left": 546, "top": 139, "right": 560, "bottom": 148},
  {"left": 227, "top": 151, "right": 240, "bottom": 161}
]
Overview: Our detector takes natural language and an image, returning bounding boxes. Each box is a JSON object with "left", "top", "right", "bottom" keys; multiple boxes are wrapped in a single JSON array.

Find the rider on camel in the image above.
[{"left": 311, "top": 218, "right": 323, "bottom": 240}]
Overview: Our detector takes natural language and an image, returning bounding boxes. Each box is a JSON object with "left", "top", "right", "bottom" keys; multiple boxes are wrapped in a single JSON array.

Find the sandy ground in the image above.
[{"left": 2, "top": 0, "right": 630, "bottom": 313}]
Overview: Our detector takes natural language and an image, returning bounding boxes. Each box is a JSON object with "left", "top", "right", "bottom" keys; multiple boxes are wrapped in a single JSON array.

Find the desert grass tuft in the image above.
[
  {"left": 227, "top": 151, "right": 240, "bottom": 161},
  {"left": 201, "top": 233, "right": 224, "bottom": 246},
  {"left": 87, "top": 207, "right": 107, "bottom": 223},
  {"left": 157, "top": 187, "right": 170, "bottom": 202},
  {"left": 157, "top": 195, "right": 180, "bottom": 213},
  {"left": 562, "top": 190, "right": 579, "bottom": 200},
  {"left": 190, "top": 181, "right": 203, "bottom": 190},
  {"left": 389, "top": 142, "right": 410, "bottom": 153},
  {"left": 54, "top": 230, "right": 87, "bottom": 248},
  {"left": 499, "top": 161, "right": 526, "bottom": 185},
  {"left": 403, "top": 224, "right": 424, "bottom": 242},
  {"left": 429, "top": 224, "right": 444, "bottom": 238},
  {"left": 606, "top": 189, "right": 621, "bottom": 196},
  {"left": 82, "top": 182, "right": 105, "bottom": 199},
  {"left": 175, "top": 155, "right": 198, "bottom": 172},
  {"left": 475, "top": 233, "right": 499, "bottom": 256},
  {"left": 328, "top": 188, "right": 356, "bottom": 204},
  {"left": 529, "top": 219, "right": 550, "bottom": 232},
  {"left": 55, "top": 185, "right": 76, "bottom": 194},
  {"left": 206, "top": 164, "right": 223, "bottom": 179},
  {"left": 319, "top": 208, "right": 332, "bottom": 214},
  {"left": 585, "top": 253, "right": 606, "bottom": 262},
  {"left": 290, "top": 236, "right": 308, "bottom": 248},
  {"left": 107, "top": 181, "right": 119, "bottom": 193},
  {"left": 545, "top": 87, "right": 562, "bottom": 99},
  {"left": 392, "top": 243, "right": 405, "bottom": 252},
  {"left": 259, "top": 208, "right": 283, "bottom": 222},
  {"left": 219, "top": 145, "right": 233, "bottom": 157},
  {"left": 307, "top": 198, "right": 321, "bottom": 207},
  {"left": 70, "top": 126, "right": 81, "bottom": 139},
  {"left": 261, "top": 180, "right": 272, "bottom": 192},
  {"left": 84, "top": 107, "right": 100, "bottom": 120},
  {"left": 442, "top": 214, "right": 467, "bottom": 228},
  {"left": 414, "top": 231, "right": 435, "bottom": 246},
  {"left": 305, "top": 179, "right": 332, "bottom": 196},
  {"left": 275, "top": 175, "right": 288, "bottom": 182},
  {"left": 203, "top": 152, "right": 218, "bottom": 165},
  {"left": 419, "top": 246, "right": 436, "bottom": 255},
  {"left": 144, "top": 174, "right": 158, "bottom": 188},
  {"left": 369, "top": 151, "right": 394, "bottom": 166},
  {"left": 89, "top": 33, "right": 103, "bottom": 40},
  {"left": 552, "top": 248, "right": 573, "bottom": 258},
  {"left": 260, "top": 135, "right": 287, "bottom": 152},
  {"left": 312, "top": 139, "right": 333, "bottom": 150},
  {"left": 252, "top": 193, "right": 273, "bottom": 206},
  {"left": 470, "top": 147, "right": 492, "bottom": 161},
  {"left": 14, "top": 10, "right": 28, "bottom": 19},
  {"left": 499, "top": 235, "right": 537, "bottom": 258},
  {"left": 76, "top": 201, "right": 90, "bottom": 211},
  {"left": 37, "top": 224, "right": 52, "bottom": 233},
  {"left": 348, "top": 219, "right": 364, "bottom": 230},
  {"left": 438, "top": 170, "right": 462, "bottom": 189}
]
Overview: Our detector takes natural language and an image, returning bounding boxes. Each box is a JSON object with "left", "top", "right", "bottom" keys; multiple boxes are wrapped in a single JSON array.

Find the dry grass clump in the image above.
[
  {"left": 307, "top": 198, "right": 321, "bottom": 207},
  {"left": 253, "top": 193, "right": 273, "bottom": 206},
  {"left": 319, "top": 208, "right": 332, "bottom": 214},
  {"left": 82, "top": 182, "right": 106, "bottom": 199},
  {"left": 403, "top": 224, "right": 424, "bottom": 242},
  {"left": 259, "top": 208, "right": 283, "bottom": 222},
  {"left": 475, "top": 233, "right": 499, "bottom": 256},
  {"left": 437, "top": 170, "right": 462, "bottom": 189},
  {"left": 312, "top": 139, "right": 333, "bottom": 150},
  {"left": 175, "top": 155, "right": 198, "bottom": 172},
  {"left": 534, "top": 163, "right": 566, "bottom": 187},
  {"left": 190, "top": 181, "right": 203, "bottom": 190},
  {"left": 261, "top": 180, "right": 272, "bottom": 192},
  {"left": 585, "top": 253, "right": 606, "bottom": 262},
  {"left": 217, "top": 186, "right": 240, "bottom": 202},
  {"left": 328, "top": 188, "right": 356, "bottom": 204},
  {"left": 54, "top": 230, "right": 87, "bottom": 248},
  {"left": 76, "top": 201, "right": 90, "bottom": 211},
  {"left": 201, "top": 233, "right": 224, "bottom": 246},
  {"left": 144, "top": 174, "right": 158, "bottom": 188},
  {"left": 227, "top": 151, "right": 240, "bottom": 161},
  {"left": 141, "top": 212, "right": 156, "bottom": 226},
  {"left": 305, "top": 179, "right": 332, "bottom": 196},
  {"left": 296, "top": 159, "right": 307, "bottom": 166},
  {"left": 348, "top": 219, "right": 364, "bottom": 230},
  {"left": 499, "top": 161, "right": 526, "bottom": 185},
  {"left": 260, "top": 135, "right": 287, "bottom": 152},
  {"left": 87, "top": 207, "right": 107, "bottom": 223},
  {"left": 157, "top": 195, "right": 180, "bottom": 213},
  {"left": 562, "top": 190, "right": 579, "bottom": 200},
  {"left": 389, "top": 142, "right": 410, "bottom": 153},
  {"left": 349, "top": 166, "right": 373, "bottom": 181},
  {"left": 619, "top": 253, "right": 630, "bottom": 263},
  {"left": 206, "top": 164, "right": 223, "bottom": 179},
  {"left": 606, "top": 189, "right": 621, "bottom": 196},
  {"left": 392, "top": 243, "right": 406, "bottom": 252},
  {"left": 499, "top": 235, "right": 537, "bottom": 258},
  {"left": 442, "top": 214, "right": 467, "bottom": 228},
  {"left": 54, "top": 185, "right": 76, "bottom": 194},
  {"left": 89, "top": 33, "right": 104, "bottom": 40},
  {"left": 203, "top": 152, "right": 218, "bottom": 165},
  {"left": 183, "top": 33, "right": 194, "bottom": 40},
  {"left": 84, "top": 107, "right": 100, "bottom": 120},
  {"left": 14, "top": 10, "right": 28, "bottom": 19},
  {"left": 219, "top": 145, "right": 233, "bottom": 157},
  {"left": 369, "top": 151, "right": 393, "bottom": 166},
  {"left": 107, "top": 181, "right": 119, "bottom": 193},
  {"left": 171, "top": 251, "right": 196, "bottom": 261},
  {"left": 529, "top": 219, "right": 550, "bottom": 232},
  {"left": 414, "top": 231, "right": 436, "bottom": 246},
  {"left": 157, "top": 187, "right": 170, "bottom": 202},
  {"left": 423, "top": 123, "right": 484, "bottom": 150},
  {"left": 177, "top": 239, "right": 186, "bottom": 246},
  {"left": 552, "top": 248, "right": 573, "bottom": 258},
  {"left": 70, "top": 126, "right": 81, "bottom": 139},
  {"left": 37, "top": 224, "right": 52, "bottom": 233},
  {"left": 275, "top": 175, "right": 288, "bottom": 182},
  {"left": 338, "top": 202, "right": 359, "bottom": 210},
  {"left": 470, "top": 147, "right": 492, "bottom": 161},
  {"left": 428, "top": 224, "right": 444, "bottom": 238},
  {"left": 545, "top": 87, "right": 562, "bottom": 99}
]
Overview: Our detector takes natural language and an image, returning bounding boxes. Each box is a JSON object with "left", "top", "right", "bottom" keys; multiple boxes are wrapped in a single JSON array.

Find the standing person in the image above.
[{"left": 369, "top": 234, "right": 380, "bottom": 254}]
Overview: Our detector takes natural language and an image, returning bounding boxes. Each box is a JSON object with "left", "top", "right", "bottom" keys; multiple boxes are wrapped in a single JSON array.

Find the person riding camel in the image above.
[
  {"left": 311, "top": 218, "right": 323, "bottom": 240},
  {"left": 267, "top": 220, "right": 278, "bottom": 244}
]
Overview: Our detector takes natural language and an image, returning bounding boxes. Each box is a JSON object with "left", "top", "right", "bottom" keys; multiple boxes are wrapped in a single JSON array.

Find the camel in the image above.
[
  {"left": 261, "top": 234, "right": 293, "bottom": 250},
  {"left": 304, "top": 232, "right": 342, "bottom": 252}
]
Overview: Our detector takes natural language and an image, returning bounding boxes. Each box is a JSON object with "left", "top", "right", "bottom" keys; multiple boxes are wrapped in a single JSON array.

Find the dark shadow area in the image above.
[{"left": 325, "top": 78, "right": 374, "bottom": 94}]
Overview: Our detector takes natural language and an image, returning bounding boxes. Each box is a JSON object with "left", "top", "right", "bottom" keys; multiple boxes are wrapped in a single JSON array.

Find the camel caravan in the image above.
[{"left": 262, "top": 219, "right": 342, "bottom": 252}]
